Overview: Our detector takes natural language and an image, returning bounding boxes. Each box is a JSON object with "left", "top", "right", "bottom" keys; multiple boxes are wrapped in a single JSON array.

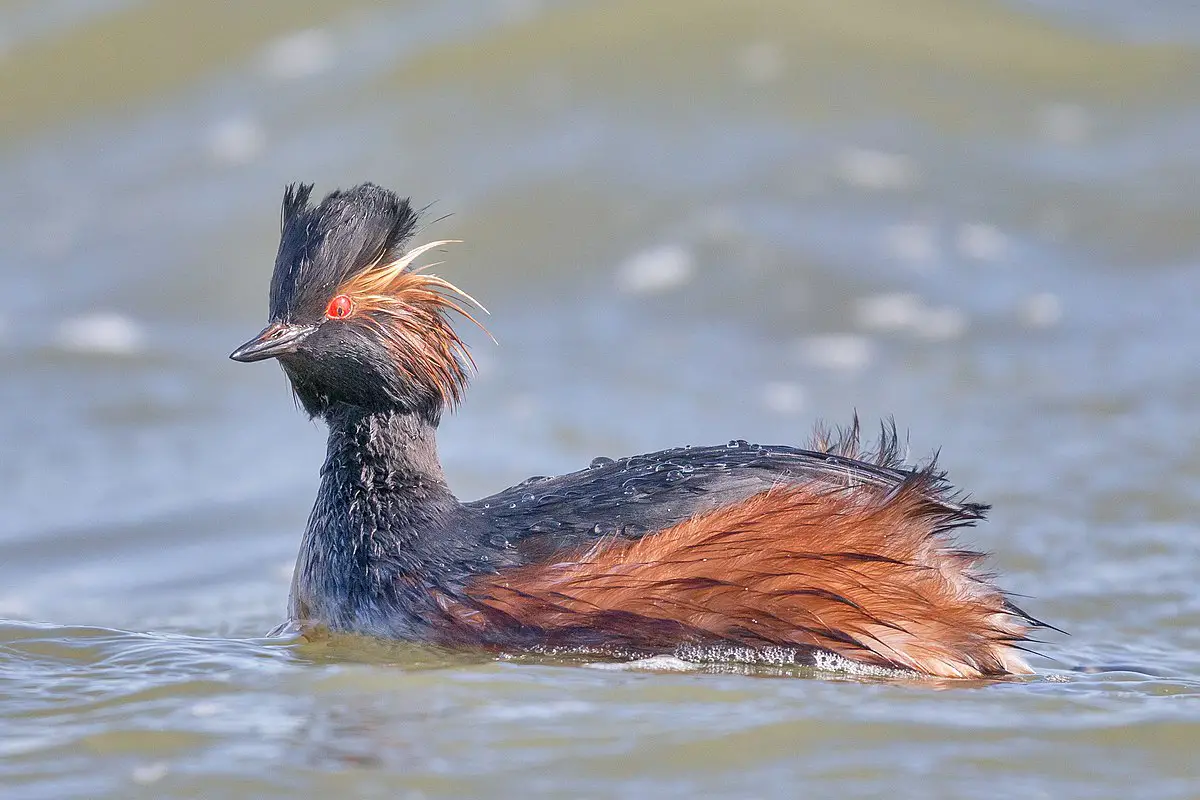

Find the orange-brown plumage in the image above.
[{"left": 458, "top": 471, "right": 1031, "bottom": 678}]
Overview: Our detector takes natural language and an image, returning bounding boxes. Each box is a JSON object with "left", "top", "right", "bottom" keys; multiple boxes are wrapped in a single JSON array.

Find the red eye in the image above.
[{"left": 326, "top": 294, "right": 353, "bottom": 319}]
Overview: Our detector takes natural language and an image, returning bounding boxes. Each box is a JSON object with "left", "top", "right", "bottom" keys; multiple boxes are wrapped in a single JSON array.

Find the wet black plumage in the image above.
[{"left": 230, "top": 183, "right": 1047, "bottom": 678}]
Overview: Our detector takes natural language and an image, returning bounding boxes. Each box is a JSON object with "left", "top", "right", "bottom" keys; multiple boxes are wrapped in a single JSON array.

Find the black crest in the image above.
[{"left": 269, "top": 183, "right": 419, "bottom": 322}]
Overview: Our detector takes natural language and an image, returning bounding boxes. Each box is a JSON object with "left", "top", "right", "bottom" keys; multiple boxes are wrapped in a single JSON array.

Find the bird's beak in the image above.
[{"left": 229, "top": 322, "right": 316, "bottom": 363}]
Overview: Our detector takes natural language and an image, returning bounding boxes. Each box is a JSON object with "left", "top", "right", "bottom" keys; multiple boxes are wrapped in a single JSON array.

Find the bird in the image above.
[{"left": 230, "top": 182, "right": 1050, "bottom": 679}]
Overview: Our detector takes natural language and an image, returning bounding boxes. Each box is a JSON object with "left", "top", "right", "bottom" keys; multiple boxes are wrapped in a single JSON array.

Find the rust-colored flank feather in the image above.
[
  {"left": 337, "top": 240, "right": 489, "bottom": 407},
  {"left": 455, "top": 469, "right": 1032, "bottom": 679}
]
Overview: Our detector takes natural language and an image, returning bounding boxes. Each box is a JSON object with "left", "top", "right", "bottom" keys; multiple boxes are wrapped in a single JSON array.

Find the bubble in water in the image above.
[{"left": 587, "top": 655, "right": 701, "bottom": 672}]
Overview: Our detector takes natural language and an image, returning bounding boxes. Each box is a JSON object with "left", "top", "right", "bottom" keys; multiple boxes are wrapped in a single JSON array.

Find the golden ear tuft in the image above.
[
  {"left": 347, "top": 240, "right": 460, "bottom": 294},
  {"left": 342, "top": 241, "right": 489, "bottom": 329},
  {"left": 337, "top": 240, "right": 493, "bottom": 407}
]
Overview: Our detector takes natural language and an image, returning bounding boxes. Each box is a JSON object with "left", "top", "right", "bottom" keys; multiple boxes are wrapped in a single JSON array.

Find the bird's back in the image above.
[{"left": 470, "top": 420, "right": 981, "bottom": 562}]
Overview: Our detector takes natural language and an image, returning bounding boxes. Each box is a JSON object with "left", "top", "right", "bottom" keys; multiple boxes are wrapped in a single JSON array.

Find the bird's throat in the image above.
[{"left": 288, "top": 405, "right": 462, "bottom": 634}]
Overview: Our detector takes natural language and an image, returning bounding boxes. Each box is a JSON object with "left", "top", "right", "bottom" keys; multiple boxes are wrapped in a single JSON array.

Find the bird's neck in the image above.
[
  {"left": 289, "top": 404, "right": 466, "bottom": 633},
  {"left": 322, "top": 404, "right": 453, "bottom": 509}
]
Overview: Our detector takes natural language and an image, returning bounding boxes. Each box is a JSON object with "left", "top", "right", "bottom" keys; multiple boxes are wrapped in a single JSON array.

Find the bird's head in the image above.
[{"left": 230, "top": 183, "right": 485, "bottom": 422}]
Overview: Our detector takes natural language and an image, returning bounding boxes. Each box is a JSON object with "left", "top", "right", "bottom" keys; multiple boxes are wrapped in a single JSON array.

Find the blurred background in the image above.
[{"left": 2, "top": 1, "right": 1199, "bottom": 798}]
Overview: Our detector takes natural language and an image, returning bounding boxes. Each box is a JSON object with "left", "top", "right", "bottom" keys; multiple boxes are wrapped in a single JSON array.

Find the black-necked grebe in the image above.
[{"left": 230, "top": 182, "right": 1049, "bottom": 678}]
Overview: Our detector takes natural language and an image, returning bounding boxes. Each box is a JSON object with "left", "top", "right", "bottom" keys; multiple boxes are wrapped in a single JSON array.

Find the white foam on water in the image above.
[
  {"left": 614, "top": 244, "right": 695, "bottom": 295},
  {"left": 836, "top": 148, "right": 919, "bottom": 191},
  {"left": 674, "top": 642, "right": 912, "bottom": 678},
  {"left": 795, "top": 334, "right": 873, "bottom": 372},
  {"left": 808, "top": 650, "right": 912, "bottom": 678},
  {"left": 956, "top": 223, "right": 1008, "bottom": 262},
  {"left": 56, "top": 313, "right": 144, "bottom": 356},
  {"left": 479, "top": 700, "right": 595, "bottom": 720},
  {"left": 259, "top": 28, "right": 335, "bottom": 81},
  {"left": 586, "top": 655, "right": 701, "bottom": 673},
  {"left": 761, "top": 381, "right": 805, "bottom": 415},
  {"left": 190, "top": 701, "right": 223, "bottom": 718},
  {"left": 206, "top": 116, "right": 266, "bottom": 166},
  {"left": 1018, "top": 292, "right": 1063, "bottom": 329},
  {"left": 855, "top": 292, "right": 924, "bottom": 332},
  {"left": 131, "top": 762, "right": 169, "bottom": 785},
  {"left": 856, "top": 293, "right": 967, "bottom": 341}
]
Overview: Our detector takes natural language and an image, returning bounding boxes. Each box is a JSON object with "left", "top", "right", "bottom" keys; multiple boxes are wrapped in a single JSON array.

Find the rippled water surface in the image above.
[{"left": 2, "top": 2, "right": 1199, "bottom": 798}]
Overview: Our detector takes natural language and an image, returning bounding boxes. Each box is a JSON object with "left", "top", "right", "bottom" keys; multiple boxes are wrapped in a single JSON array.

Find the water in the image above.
[{"left": 2, "top": 1, "right": 1199, "bottom": 797}]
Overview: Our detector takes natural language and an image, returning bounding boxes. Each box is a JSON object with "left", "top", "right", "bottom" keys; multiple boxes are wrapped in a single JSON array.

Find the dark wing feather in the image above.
[{"left": 466, "top": 420, "right": 985, "bottom": 565}]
